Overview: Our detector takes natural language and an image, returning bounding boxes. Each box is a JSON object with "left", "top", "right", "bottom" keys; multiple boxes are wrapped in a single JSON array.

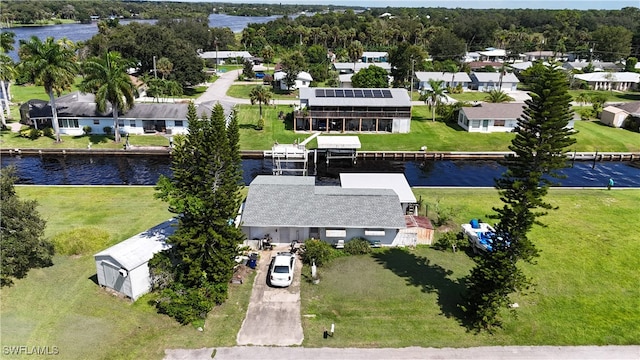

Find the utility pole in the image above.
[
  {"left": 410, "top": 58, "right": 415, "bottom": 99},
  {"left": 153, "top": 55, "right": 157, "bottom": 78},
  {"left": 215, "top": 37, "right": 219, "bottom": 74}
]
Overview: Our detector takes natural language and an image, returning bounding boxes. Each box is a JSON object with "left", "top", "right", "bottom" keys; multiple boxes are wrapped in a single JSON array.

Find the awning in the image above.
[
  {"left": 365, "top": 230, "right": 386, "bottom": 237},
  {"left": 325, "top": 229, "right": 346, "bottom": 238}
]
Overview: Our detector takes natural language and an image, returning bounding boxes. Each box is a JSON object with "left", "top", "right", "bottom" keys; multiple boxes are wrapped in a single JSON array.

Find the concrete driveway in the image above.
[{"left": 235, "top": 248, "right": 304, "bottom": 346}]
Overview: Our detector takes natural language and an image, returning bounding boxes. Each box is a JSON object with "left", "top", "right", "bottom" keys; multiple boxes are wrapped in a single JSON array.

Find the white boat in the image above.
[{"left": 461, "top": 219, "right": 496, "bottom": 253}]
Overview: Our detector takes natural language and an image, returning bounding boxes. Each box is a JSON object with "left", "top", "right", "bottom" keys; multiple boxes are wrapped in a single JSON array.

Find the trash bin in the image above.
[{"left": 247, "top": 253, "right": 258, "bottom": 269}]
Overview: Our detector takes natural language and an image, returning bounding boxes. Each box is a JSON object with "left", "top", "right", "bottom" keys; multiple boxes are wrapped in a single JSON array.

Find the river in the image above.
[
  {"left": 3, "top": 13, "right": 282, "bottom": 61},
  {"left": 2, "top": 155, "right": 640, "bottom": 188}
]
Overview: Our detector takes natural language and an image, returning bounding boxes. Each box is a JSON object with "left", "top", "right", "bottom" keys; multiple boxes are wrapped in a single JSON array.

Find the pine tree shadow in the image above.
[{"left": 372, "top": 248, "right": 469, "bottom": 327}]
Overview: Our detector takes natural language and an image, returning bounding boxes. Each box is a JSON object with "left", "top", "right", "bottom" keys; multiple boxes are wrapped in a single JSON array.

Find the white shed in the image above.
[{"left": 94, "top": 219, "right": 175, "bottom": 300}]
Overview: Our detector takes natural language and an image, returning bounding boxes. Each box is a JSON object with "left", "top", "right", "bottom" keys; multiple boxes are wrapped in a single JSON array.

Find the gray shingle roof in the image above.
[
  {"left": 415, "top": 72, "right": 472, "bottom": 83},
  {"left": 461, "top": 103, "right": 525, "bottom": 120},
  {"left": 241, "top": 176, "right": 406, "bottom": 229},
  {"left": 614, "top": 101, "right": 640, "bottom": 115},
  {"left": 471, "top": 72, "right": 520, "bottom": 83}
]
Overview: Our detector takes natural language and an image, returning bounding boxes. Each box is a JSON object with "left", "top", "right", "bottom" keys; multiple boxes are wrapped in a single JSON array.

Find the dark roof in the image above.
[
  {"left": 614, "top": 101, "right": 640, "bottom": 116},
  {"left": 27, "top": 91, "right": 211, "bottom": 120},
  {"left": 241, "top": 176, "right": 406, "bottom": 229}
]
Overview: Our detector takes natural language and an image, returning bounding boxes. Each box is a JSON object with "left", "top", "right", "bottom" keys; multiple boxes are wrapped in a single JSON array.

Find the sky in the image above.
[{"left": 206, "top": 0, "right": 639, "bottom": 10}]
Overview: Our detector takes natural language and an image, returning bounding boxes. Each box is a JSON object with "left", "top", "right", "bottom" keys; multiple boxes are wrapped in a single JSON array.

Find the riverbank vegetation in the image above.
[{"left": 2, "top": 186, "right": 637, "bottom": 357}]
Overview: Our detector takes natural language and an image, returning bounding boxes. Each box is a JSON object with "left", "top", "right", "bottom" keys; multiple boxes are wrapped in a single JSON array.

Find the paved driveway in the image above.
[{"left": 235, "top": 248, "right": 304, "bottom": 346}]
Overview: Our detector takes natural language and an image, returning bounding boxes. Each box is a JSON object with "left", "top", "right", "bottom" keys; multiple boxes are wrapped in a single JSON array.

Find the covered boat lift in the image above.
[{"left": 315, "top": 135, "right": 361, "bottom": 165}]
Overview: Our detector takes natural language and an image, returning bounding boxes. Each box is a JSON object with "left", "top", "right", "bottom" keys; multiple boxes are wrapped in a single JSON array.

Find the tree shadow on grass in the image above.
[
  {"left": 372, "top": 248, "right": 469, "bottom": 327},
  {"left": 239, "top": 124, "right": 258, "bottom": 130}
]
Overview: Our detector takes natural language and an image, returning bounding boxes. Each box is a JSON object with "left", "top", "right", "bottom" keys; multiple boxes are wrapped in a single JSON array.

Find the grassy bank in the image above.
[
  {"left": 302, "top": 188, "right": 640, "bottom": 347},
  {"left": 0, "top": 187, "right": 254, "bottom": 359},
  {"left": 1, "top": 187, "right": 638, "bottom": 358}
]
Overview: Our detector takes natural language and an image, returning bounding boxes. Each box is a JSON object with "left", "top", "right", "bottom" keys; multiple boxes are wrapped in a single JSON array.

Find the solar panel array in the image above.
[{"left": 315, "top": 89, "right": 393, "bottom": 98}]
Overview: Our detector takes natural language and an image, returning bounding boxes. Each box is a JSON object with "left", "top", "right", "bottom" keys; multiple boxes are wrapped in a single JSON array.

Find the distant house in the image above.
[
  {"left": 273, "top": 71, "right": 313, "bottom": 90},
  {"left": 333, "top": 62, "right": 392, "bottom": 74},
  {"left": 600, "top": 102, "right": 640, "bottom": 128},
  {"left": 470, "top": 72, "right": 520, "bottom": 92},
  {"left": 20, "top": 91, "right": 211, "bottom": 135},
  {"left": 562, "top": 61, "right": 622, "bottom": 72},
  {"left": 94, "top": 219, "right": 175, "bottom": 301},
  {"left": 296, "top": 87, "right": 412, "bottom": 133},
  {"left": 415, "top": 72, "right": 472, "bottom": 90},
  {"left": 338, "top": 73, "right": 353, "bottom": 88},
  {"left": 361, "top": 51, "right": 388, "bottom": 63},
  {"left": 198, "top": 50, "right": 253, "bottom": 65},
  {"left": 478, "top": 48, "right": 508, "bottom": 62},
  {"left": 458, "top": 103, "right": 575, "bottom": 133},
  {"left": 573, "top": 72, "right": 640, "bottom": 91},
  {"left": 523, "top": 51, "right": 569, "bottom": 62},
  {"left": 240, "top": 175, "right": 411, "bottom": 247},
  {"left": 467, "top": 61, "right": 503, "bottom": 71}
]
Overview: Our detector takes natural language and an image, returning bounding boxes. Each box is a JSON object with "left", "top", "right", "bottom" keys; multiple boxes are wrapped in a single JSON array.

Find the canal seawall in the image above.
[{"left": 2, "top": 147, "right": 639, "bottom": 162}]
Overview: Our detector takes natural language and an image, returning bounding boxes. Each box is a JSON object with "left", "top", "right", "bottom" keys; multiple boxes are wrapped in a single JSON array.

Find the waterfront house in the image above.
[
  {"left": 457, "top": 103, "right": 575, "bottom": 133},
  {"left": 20, "top": 91, "right": 211, "bottom": 135},
  {"left": 295, "top": 87, "right": 411, "bottom": 133},
  {"left": 240, "top": 176, "right": 411, "bottom": 247},
  {"left": 94, "top": 219, "right": 175, "bottom": 301}
]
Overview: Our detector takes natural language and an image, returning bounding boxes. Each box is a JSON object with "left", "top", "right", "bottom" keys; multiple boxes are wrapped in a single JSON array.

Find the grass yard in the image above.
[
  {"left": 302, "top": 188, "right": 640, "bottom": 347},
  {"left": 448, "top": 91, "right": 491, "bottom": 102},
  {"left": 227, "top": 84, "right": 300, "bottom": 101},
  {"left": 568, "top": 90, "right": 640, "bottom": 103},
  {"left": 0, "top": 129, "right": 171, "bottom": 149},
  {"left": 0, "top": 186, "right": 255, "bottom": 360},
  {"left": 235, "top": 104, "right": 640, "bottom": 152}
]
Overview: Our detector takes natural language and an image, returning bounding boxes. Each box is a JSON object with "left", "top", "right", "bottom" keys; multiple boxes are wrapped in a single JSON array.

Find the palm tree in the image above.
[
  {"left": 347, "top": 40, "right": 364, "bottom": 72},
  {"left": 80, "top": 51, "right": 135, "bottom": 143},
  {"left": 0, "top": 55, "right": 17, "bottom": 127},
  {"left": 19, "top": 36, "right": 78, "bottom": 142},
  {"left": 155, "top": 57, "right": 173, "bottom": 80},
  {"left": 419, "top": 79, "right": 447, "bottom": 121},
  {"left": 484, "top": 89, "right": 514, "bottom": 103},
  {"left": 575, "top": 92, "right": 590, "bottom": 106},
  {"left": 249, "top": 85, "right": 272, "bottom": 118}
]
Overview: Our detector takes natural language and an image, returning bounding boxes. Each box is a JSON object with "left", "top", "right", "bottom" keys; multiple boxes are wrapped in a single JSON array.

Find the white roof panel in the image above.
[
  {"left": 94, "top": 219, "right": 175, "bottom": 270},
  {"left": 340, "top": 173, "right": 416, "bottom": 203},
  {"left": 316, "top": 136, "right": 361, "bottom": 149}
]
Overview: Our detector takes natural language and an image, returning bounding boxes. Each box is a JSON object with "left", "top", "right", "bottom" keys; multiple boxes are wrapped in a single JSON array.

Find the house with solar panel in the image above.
[{"left": 295, "top": 87, "right": 412, "bottom": 133}]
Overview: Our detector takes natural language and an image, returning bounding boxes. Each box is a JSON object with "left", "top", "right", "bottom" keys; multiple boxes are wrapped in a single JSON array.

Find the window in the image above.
[
  {"left": 130, "top": 120, "right": 136, "bottom": 127},
  {"left": 494, "top": 120, "right": 505, "bottom": 126},
  {"left": 58, "top": 118, "right": 79, "bottom": 128},
  {"left": 175, "top": 120, "right": 183, "bottom": 127},
  {"left": 93, "top": 119, "right": 100, "bottom": 125},
  {"left": 471, "top": 120, "right": 480, "bottom": 128},
  {"left": 118, "top": 119, "right": 124, "bottom": 127}
]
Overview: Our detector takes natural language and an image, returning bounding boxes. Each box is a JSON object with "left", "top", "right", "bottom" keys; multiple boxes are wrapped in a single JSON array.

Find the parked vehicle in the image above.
[{"left": 269, "top": 252, "right": 296, "bottom": 287}]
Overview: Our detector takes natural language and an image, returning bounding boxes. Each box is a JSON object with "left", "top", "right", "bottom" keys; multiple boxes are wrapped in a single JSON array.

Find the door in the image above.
[{"left": 482, "top": 120, "right": 489, "bottom": 132}]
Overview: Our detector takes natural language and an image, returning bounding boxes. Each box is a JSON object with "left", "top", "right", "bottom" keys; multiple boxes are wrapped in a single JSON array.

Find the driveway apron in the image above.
[{"left": 236, "top": 248, "right": 304, "bottom": 346}]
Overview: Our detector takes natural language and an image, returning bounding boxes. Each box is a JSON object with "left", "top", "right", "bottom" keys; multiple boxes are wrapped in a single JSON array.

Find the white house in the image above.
[
  {"left": 273, "top": 71, "right": 313, "bottom": 90},
  {"left": 339, "top": 173, "right": 417, "bottom": 215},
  {"left": 198, "top": 50, "right": 253, "bottom": 65},
  {"left": 333, "top": 62, "right": 392, "bottom": 74},
  {"left": 458, "top": 103, "right": 575, "bottom": 133},
  {"left": 562, "top": 61, "right": 622, "bottom": 72},
  {"left": 361, "top": 51, "right": 388, "bottom": 63},
  {"left": 20, "top": 91, "right": 210, "bottom": 136},
  {"left": 573, "top": 72, "right": 640, "bottom": 91},
  {"left": 241, "top": 176, "right": 412, "bottom": 246},
  {"left": 415, "top": 72, "right": 472, "bottom": 90},
  {"left": 338, "top": 73, "right": 353, "bottom": 88},
  {"left": 600, "top": 102, "right": 640, "bottom": 128},
  {"left": 478, "top": 48, "right": 508, "bottom": 62},
  {"left": 470, "top": 72, "right": 520, "bottom": 92},
  {"left": 523, "top": 51, "right": 569, "bottom": 62},
  {"left": 94, "top": 219, "right": 175, "bottom": 300}
]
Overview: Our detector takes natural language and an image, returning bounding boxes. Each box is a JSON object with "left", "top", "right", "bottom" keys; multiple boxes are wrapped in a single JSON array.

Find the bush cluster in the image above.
[
  {"left": 433, "top": 231, "right": 467, "bottom": 252},
  {"left": 344, "top": 237, "right": 372, "bottom": 255},
  {"left": 300, "top": 239, "right": 343, "bottom": 266}
]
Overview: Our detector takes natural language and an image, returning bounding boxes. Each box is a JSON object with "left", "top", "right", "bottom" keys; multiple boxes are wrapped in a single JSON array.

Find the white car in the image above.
[{"left": 269, "top": 252, "right": 296, "bottom": 287}]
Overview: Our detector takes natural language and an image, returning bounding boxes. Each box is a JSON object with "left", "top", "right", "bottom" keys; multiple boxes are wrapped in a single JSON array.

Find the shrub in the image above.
[
  {"left": 344, "top": 237, "right": 372, "bottom": 255},
  {"left": 83, "top": 126, "right": 92, "bottom": 135},
  {"left": 256, "top": 117, "right": 265, "bottom": 130},
  {"left": 103, "top": 126, "right": 112, "bottom": 135},
  {"left": 50, "top": 227, "right": 110, "bottom": 255},
  {"left": 301, "top": 239, "right": 337, "bottom": 266},
  {"left": 154, "top": 284, "right": 216, "bottom": 325},
  {"left": 20, "top": 128, "right": 42, "bottom": 140},
  {"left": 42, "top": 127, "right": 54, "bottom": 137},
  {"left": 433, "top": 231, "right": 467, "bottom": 252}
]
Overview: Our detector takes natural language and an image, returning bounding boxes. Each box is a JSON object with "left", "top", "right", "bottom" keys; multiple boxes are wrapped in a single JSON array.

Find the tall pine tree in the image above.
[
  {"left": 152, "top": 102, "right": 244, "bottom": 324},
  {"left": 463, "top": 64, "right": 577, "bottom": 331}
]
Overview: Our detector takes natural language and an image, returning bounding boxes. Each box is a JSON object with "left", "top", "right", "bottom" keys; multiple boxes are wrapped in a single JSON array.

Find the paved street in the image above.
[{"left": 165, "top": 345, "right": 640, "bottom": 360}]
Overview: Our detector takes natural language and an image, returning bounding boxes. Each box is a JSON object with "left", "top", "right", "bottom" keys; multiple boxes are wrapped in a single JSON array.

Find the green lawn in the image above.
[
  {"left": 0, "top": 187, "right": 254, "bottom": 360},
  {"left": 302, "top": 188, "right": 640, "bottom": 347},
  {"left": 227, "top": 84, "right": 299, "bottom": 101},
  {"left": 235, "top": 105, "right": 640, "bottom": 152},
  {"left": 0, "top": 129, "right": 172, "bottom": 149},
  {"left": 2, "top": 187, "right": 638, "bottom": 357},
  {"left": 568, "top": 90, "right": 640, "bottom": 103},
  {"left": 448, "top": 91, "right": 491, "bottom": 102}
]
